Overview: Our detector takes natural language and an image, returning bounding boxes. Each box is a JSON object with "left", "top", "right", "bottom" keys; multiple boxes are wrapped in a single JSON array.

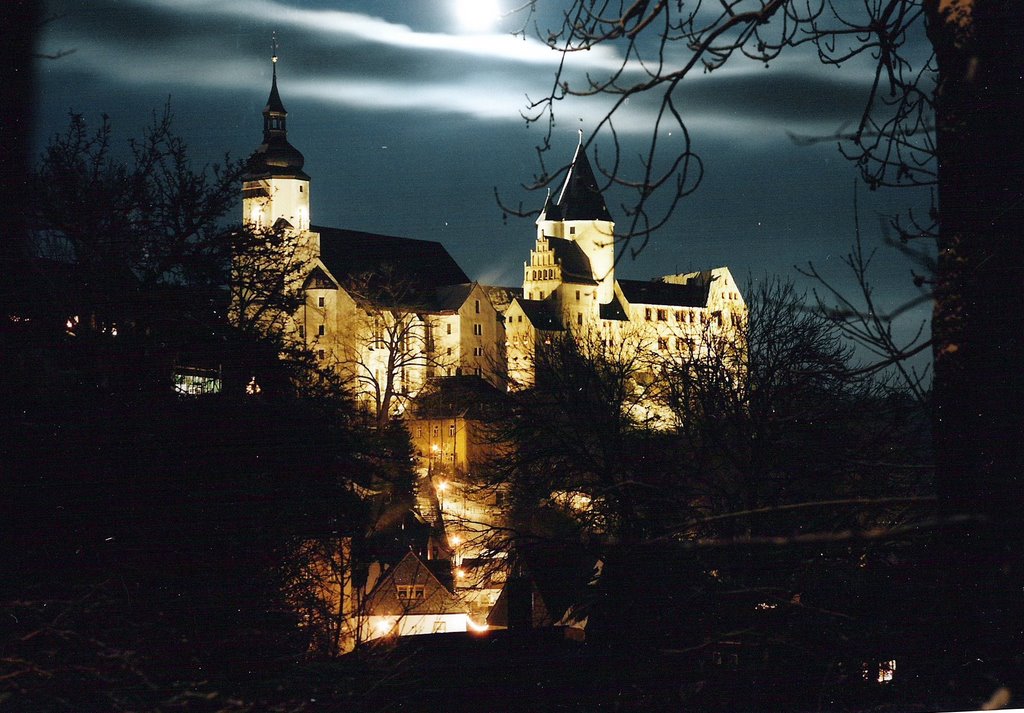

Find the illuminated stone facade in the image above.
[
  {"left": 506, "top": 138, "right": 747, "bottom": 391},
  {"left": 241, "top": 58, "right": 505, "bottom": 417}
]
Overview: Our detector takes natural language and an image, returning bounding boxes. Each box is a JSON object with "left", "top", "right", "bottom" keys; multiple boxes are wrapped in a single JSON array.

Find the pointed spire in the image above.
[
  {"left": 246, "top": 34, "right": 308, "bottom": 179},
  {"left": 555, "top": 131, "right": 612, "bottom": 222},
  {"left": 264, "top": 32, "right": 287, "bottom": 129}
]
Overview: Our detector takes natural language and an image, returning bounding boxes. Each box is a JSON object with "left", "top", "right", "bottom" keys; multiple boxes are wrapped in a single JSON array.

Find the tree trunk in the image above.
[{"left": 926, "top": 0, "right": 1024, "bottom": 696}]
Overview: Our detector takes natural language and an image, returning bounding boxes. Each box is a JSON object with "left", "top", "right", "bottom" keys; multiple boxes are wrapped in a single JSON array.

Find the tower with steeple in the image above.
[
  {"left": 533, "top": 132, "right": 616, "bottom": 303},
  {"left": 242, "top": 43, "right": 311, "bottom": 233}
]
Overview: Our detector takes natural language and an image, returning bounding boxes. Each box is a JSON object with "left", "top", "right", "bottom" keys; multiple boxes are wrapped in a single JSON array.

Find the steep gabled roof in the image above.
[
  {"left": 554, "top": 137, "right": 612, "bottom": 222},
  {"left": 431, "top": 283, "right": 476, "bottom": 312},
  {"left": 548, "top": 237, "right": 598, "bottom": 285},
  {"left": 515, "top": 298, "right": 565, "bottom": 331},
  {"left": 618, "top": 278, "right": 711, "bottom": 308},
  {"left": 599, "top": 293, "right": 629, "bottom": 321},
  {"left": 302, "top": 265, "right": 339, "bottom": 291},
  {"left": 314, "top": 225, "right": 470, "bottom": 293},
  {"left": 364, "top": 551, "right": 468, "bottom": 617}
]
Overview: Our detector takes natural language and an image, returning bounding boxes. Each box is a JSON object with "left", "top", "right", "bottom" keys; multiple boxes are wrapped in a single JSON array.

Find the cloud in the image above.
[{"left": 38, "top": 0, "right": 882, "bottom": 138}]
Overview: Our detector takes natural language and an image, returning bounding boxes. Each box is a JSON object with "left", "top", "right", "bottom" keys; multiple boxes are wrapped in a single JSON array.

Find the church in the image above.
[{"left": 238, "top": 54, "right": 744, "bottom": 420}]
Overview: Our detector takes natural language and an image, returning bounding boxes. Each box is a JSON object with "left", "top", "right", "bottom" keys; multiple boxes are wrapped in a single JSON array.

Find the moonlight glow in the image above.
[{"left": 454, "top": 0, "right": 500, "bottom": 32}]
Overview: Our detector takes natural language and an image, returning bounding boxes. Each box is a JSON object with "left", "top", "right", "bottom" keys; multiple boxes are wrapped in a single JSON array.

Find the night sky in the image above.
[{"left": 34, "top": 0, "right": 933, "bottom": 360}]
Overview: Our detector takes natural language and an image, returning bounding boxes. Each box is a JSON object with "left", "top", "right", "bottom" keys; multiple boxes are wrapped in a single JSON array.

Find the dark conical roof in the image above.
[
  {"left": 246, "top": 57, "right": 309, "bottom": 180},
  {"left": 554, "top": 136, "right": 612, "bottom": 221},
  {"left": 264, "top": 65, "right": 287, "bottom": 114}
]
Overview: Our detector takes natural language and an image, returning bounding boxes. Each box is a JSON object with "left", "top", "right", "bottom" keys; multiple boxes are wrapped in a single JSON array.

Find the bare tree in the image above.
[
  {"left": 508, "top": 2, "right": 1023, "bottom": 698},
  {"left": 340, "top": 271, "right": 454, "bottom": 429}
]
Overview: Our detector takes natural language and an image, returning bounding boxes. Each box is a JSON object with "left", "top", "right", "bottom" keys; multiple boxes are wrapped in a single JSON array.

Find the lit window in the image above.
[{"left": 397, "top": 585, "right": 426, "bottom": 601}]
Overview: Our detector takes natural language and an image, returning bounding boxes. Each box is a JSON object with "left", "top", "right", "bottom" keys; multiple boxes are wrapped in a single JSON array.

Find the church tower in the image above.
[
  {"left": 242, "top": 46, "right": 311, "bottom": 233},
  {"left": 534, "top": 133, "right": 616, "bottom": 303}
]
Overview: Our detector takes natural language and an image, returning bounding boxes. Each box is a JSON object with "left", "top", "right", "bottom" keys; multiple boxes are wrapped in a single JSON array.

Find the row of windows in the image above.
[
  {"left": 530, "top": 268, "right": 558, "bottom": 281},
  {"left": 644, "top": 307, "right": 726, "bottom": 326},
  {"left": 415, "top": 424, "right": 458, "bottom": 438}
]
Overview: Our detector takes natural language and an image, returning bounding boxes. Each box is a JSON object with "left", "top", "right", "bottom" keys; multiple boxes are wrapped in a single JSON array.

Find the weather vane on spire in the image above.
[{"left": 271, "top": 31, "right": 279, "bottom": 64}]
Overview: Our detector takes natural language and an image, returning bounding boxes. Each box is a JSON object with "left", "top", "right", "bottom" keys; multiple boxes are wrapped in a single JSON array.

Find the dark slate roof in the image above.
[
  {"left": 482, "top": 285, "right": 521, "bottom": 314},
  {"left": 548, "top": 238, "right": 598, "bottom": 284},
  {"left": 314, "top": 225, "right": 470, "bottom": 293},
  {"left": 410, "top": 375, "right": 509, "bottom": 419},
  {"left": 303, "top": 265, "right": 338, "bottom": 291},
  {"left": 551, "top": 140, "right": 612, "bottom": 222},
  {"left": 517, "top": 299, "right": 565, "bottom": 331},
  {"left": 618, "top": 278, "right": 710, "bottom": 308},
  {"left": 364, "top": 551, "right": 468, "bottom": 617},
  {"left": 431, "top": 283, "right": 475, "bottom": 312},
  {"left": 599, "top": 293, "right": 629, "bottom": 321}
]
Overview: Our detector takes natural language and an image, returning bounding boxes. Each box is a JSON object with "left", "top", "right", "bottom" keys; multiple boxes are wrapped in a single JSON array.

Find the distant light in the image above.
[
  {"left": 455, "top": 567, "right": 466, "bottom": 579},
  {"left": 454, "top": 0, "right": 500, "bottom": 32},
  {"left": 466, "top": 617, "right": 489, "bottom": 633},
  {"left": 450, "top": 535, "right": 462, "bottom": 546},
  {"left": 437, "top": 480, "right": 448, "bottom": 492}
]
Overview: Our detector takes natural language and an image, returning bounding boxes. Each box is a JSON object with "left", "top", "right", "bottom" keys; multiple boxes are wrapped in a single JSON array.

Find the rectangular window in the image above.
[
  {"left": 473, "top": 346, "right": 484, "bottom": 356},
  {"left": 517, "top": 315, "right": 523, "bottom": 323},
  {"left": 675, "top": 310, "right": 683, "bottom": 322},
  {"left": 318, "top": 324, "right": 326, "bottom": 336},
  {"left": 447, "top": 347, "right": 452, "bottom": 356},
  {"left": 317, "top": 349, "right": 325, "bottom": 360},
  {"left": 645, "top": 308, "right": 652, "bottom": 321},
  {"left": 318, "top": 296, "right": 325, "bottom": 307},
  {"left": 397, "top": 585, "right": 426, "bottom": 601},
  {"left": 446, "top": 323, "right": 452, "bottom": 335},
  {"left": 657, "top": 309, "right": 668, "bottom": 321},
  {"left": 474, "top": 299, "right": 481, "bottom": 314},
  {"left": 569, "top": 226, "right": 576, "bottom": 235},
  {"left": 449, "top": 424, "right": 456, "bottom": 436},
  {"left": 298, "top": 325, "right": 305, "bottom": 338},
  {"left": 473, "top": 323, "right": 483, "bottom": 336},
  {"left": 575, "top": 290, "right": 581, "bottom": 301},
  {"left": 658, "top": 337, "right": 668, "bottom": 351},
  {"left": 577, "top": 313, "right": 583, "bottom": 326}
]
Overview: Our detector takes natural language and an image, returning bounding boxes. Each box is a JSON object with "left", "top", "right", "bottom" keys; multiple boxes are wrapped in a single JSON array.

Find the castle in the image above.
[{"left": 239, "top": 54, "right": 745, "bottom": 421}]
